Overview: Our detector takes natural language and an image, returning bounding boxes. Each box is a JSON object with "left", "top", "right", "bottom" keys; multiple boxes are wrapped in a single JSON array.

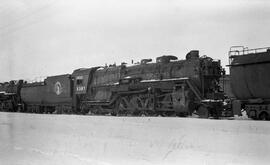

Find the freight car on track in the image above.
[
  {"left": 229, "top": 46, "right": 270, "bottom": 120},
  {"left": 0, "top": 50, "right": 228, "bottom": 118}
]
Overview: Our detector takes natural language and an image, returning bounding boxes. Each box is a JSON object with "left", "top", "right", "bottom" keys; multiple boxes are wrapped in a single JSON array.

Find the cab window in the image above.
[{"left": 76, "top": 76, "right": 83, "bottom": 85}]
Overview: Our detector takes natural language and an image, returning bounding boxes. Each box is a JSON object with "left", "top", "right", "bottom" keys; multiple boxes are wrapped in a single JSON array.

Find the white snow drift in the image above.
[{"left": 0, "top": 112, "right": 269, "bottom": 165}]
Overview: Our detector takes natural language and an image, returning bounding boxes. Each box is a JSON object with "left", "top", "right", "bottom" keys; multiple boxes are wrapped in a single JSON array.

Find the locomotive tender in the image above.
[{"left": 0, "top": 50, "right": 225, "bottom": 117}]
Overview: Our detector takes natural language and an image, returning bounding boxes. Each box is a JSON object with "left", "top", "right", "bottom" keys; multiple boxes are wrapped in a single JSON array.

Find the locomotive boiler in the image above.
[{"left": 229, "top": 46, "right": 270, "bottom": 120}]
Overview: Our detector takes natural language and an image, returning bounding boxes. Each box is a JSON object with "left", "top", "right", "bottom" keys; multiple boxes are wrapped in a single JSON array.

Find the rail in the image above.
[{"left": 228, "top": 46, "right": 270, "bottom": 64}]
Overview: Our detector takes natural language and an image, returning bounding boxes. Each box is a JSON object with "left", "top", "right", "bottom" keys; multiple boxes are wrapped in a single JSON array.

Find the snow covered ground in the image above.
[{"left": 0, "top": 112, "right": 269, "bottom": 165}]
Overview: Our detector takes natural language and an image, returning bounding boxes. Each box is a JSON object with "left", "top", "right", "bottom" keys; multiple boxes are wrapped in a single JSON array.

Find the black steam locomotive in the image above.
[{"left": 0, "top": 50, "right": 227, "bottom": 118}]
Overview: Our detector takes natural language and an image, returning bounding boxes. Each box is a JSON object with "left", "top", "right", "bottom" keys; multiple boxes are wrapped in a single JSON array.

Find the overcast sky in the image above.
[{"left": 0, "top": 0, "right": 270, "bottom": 81}]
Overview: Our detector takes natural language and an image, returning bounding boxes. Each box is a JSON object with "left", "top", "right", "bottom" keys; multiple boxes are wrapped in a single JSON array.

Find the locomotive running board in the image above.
[
  {"left": 81, "top": 100, "right": 111, "bottom": 106},
  {"left": 140, "top": 77, "right": 189, "bottom": 83}
]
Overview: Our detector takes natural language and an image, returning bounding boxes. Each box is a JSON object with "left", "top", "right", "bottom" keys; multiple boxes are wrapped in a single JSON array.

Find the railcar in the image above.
[{"left": 229, "top": 46, "right": 270, "bottom": 120}]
